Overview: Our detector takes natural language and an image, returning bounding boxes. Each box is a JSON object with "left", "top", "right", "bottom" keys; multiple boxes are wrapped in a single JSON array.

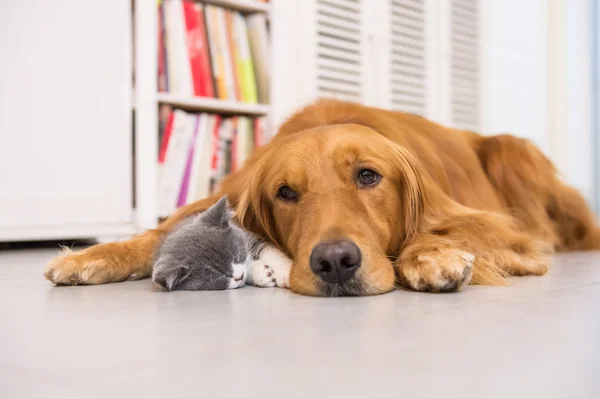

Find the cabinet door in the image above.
[
  {"left": 270, "top": 0, "right": 370, "bottom": 128},
  {"left": 0, "top": 0, "right": 132, "bottom": 229},
  {"left": 387, "top": 0, "right": 430, "bottom": 116},
  {"left": 313, "top": 0, "right": 366, "bottom": 103}
]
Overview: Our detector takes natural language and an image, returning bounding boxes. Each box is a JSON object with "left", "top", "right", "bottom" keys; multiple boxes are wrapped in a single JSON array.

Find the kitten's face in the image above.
[{"left": 152, "top": 197, "right": 251, "bottom": 291}]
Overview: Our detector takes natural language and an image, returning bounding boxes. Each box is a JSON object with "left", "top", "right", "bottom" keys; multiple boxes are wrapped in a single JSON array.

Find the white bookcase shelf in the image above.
[
  {"left": 201, "top": 0, "right": 270, "bottom": 13},
  {"left": 157, "top": 93, "right": 270, "bottom": 115}
]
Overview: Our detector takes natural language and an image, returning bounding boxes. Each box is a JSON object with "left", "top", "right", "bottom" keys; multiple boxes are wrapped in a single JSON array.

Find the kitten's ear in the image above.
[
  {"left": 152, "top": 264, "right": 192, "bottom": 291},
  {"left": 200, "top": 196, "right": 231, "bottom": 228}
]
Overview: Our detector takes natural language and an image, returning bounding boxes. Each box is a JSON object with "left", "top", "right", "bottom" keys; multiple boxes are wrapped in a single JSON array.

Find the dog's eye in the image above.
[
  {"left": 357, "top": 169, "right": 380, "bottom": 186},
  {"left": 277, "top": 186, "right": 298, "bottom": 201}
]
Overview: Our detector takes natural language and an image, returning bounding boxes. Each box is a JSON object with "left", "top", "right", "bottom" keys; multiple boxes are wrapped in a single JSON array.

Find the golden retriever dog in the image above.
[{"left": 45, "top": 100, "right": 600, "bottom": 296}]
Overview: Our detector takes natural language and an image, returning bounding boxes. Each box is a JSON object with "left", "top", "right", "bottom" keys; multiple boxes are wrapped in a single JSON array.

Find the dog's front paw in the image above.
[
  {"left": 45, "top": 241, "right": 149, "bottom": 286},
  {"left": 45, "top": 247, "right": 118, "bottom": 285},
  {"left": 398, "top": 248, "right": 474, "bottom": 293},
  {"left": 247, "top": 246, "right": 292, "bottom": 288}
]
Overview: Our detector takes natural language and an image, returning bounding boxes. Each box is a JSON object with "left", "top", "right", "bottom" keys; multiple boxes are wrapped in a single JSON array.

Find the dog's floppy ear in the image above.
[
  {"left": 235, "top": 155, "right": 282, "bottom": 249},
  {"left": 390, "top": 144, "right": 426, "bottom": 246}
]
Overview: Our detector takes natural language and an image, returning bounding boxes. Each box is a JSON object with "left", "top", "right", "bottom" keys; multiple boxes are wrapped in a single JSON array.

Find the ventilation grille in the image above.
[
  {"left": 450, "top": 0, "right": 480, "bottom": 130},
  {"left": 389, "top": 0, "right": 427, "bottom": 115},
  {"left": 315, "top": 0, "right": 362, "bottom": 102}
]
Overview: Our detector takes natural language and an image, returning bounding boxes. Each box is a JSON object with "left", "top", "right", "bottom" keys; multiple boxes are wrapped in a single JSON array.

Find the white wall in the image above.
[
  {"left": 480, "top": 0, "right": 548, "bottom": 151},
  {"left": 564, "top": 0, "right": 594, "bottom": 203},
  {"left": 481, "top": 0, "right": 595, "bottom": 204},
  {"left": 548, "top": 0, "right": 595, "bottom": 204}
]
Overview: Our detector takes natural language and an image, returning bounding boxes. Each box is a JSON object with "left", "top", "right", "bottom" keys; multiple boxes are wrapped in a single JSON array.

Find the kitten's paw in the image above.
[
  {"left": 227, "top": 264, "right": 247, "bottom": 289},
  {"left": 248, "top": 246, "right": 292, "bottom": 288},
  {"left": 250, "top": 264, "right": 278, "bottom": 287}
]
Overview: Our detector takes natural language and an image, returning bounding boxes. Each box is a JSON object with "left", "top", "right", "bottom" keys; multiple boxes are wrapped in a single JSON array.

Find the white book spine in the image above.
[
  {"left": 185, "top": 113, "right": 208, "bottom": 204},
  {"left": 165, "top": 0, "right": 193, "bottom": 96},
  {"left": 216, "top": 119, "right": 230, "bottom": 181},
  {"left": 236, "top": 117, "right": 247, "bottom": 170},
  {"left": 159, "top": 111, "right": 196, "bottom": 216},
  {"left": 205, "top": 6, "right": 221, "bottom": 98},
  {"left": 195, "top": 115, "right": 217, "bottom": 199}
]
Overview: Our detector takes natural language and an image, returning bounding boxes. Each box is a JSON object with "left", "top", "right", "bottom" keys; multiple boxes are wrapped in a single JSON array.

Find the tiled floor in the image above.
[{"left": 1, "top": 248, "right": 600, "bottom": 399}]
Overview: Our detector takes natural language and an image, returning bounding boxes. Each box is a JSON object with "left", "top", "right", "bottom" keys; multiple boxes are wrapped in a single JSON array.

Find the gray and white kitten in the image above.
[{"left": 152, "top": 196, "right": 292, "bottom": 291}]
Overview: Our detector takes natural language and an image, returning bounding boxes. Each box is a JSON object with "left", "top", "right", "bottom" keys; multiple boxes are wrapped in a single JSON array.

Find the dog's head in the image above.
[{"left": 237, "top": 124, "right": 425, "bottom": 296}]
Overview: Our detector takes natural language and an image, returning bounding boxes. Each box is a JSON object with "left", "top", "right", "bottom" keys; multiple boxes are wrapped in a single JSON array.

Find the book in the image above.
[
  {"left": 158, "top": 1, "right": 169, "bottom": 92},
  {"left": 209, "top": 115, "right": 222, "bottom": 193},
  {"left": 164, "top": 0, "right": 194, "bottom": 95},
  {"left": 158, "top": 111, "right": 263, "bottom": 208},
  {"left": 158, "top": 104, "right": 174, "bottom": 161},
  {"left": 185, "top": 114, "right": 219, "bottom": 203},
  {"left": 234, "top": 13, "right": 258, "bottom": 103},
  {"left": 225, "top": 11, "right": 242, "bottom": 101},
  {"left": 159, "top": 110, "right": 196, "bottom": 216},
  {"left": 177, "top": 114, "right": 201, "bottom": 207},
  {"left": 215, "top": 7, "right": 237, "bottom": 100},
  {"left": 185, "top": 113, "right": 208, "bottom": 203},
  {"left": 242, "top": 116, "right": 255, "bottom": 164},
  {"left": 217, "top": 118, "right": 234, "bottom": 180},
  {"left": 183, "top": 1, "right": 206, "bottom": 96},
  {"left": 205, "top": 6, "right": 227, "bottom": 99},
  {"left": 234, "top": 116, "right": 251, "bottom": 171},
  {"left": 254, "top": 116, "right": 264, "bottom": 148},
  {"left": 246, "top": 13, "right": 269, "bottom": 103},
  {"left": 194, "top": 4, "right": 215, "bottom": 97},
  {"left": 230, "top": 117, "right": 239, "bottom": 173},
  {"left": 201, "top": 115, "right": 221, "bottom": 199},
  {"left": 158, "top": 3, "right": 269, "bottom": 103}
]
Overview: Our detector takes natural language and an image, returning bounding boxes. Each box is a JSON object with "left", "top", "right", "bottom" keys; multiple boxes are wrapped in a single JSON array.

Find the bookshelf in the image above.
[
  {"left": 134, "top": 0, "right": 273, "bottom": 229},
  {"left": 200, "top": 0, "right": 270, "bottom": 13},
  {"left": 156, "top": 93, "right": 270, "bottom": 115}
]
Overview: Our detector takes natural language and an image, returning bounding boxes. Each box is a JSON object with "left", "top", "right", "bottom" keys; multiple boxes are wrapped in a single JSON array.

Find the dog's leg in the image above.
[
  {"left": 45, "top": 196, "right": 222, "bottom": 285},
  {"left": 395, "top": 210, "right": 552, "bottom": 292}
]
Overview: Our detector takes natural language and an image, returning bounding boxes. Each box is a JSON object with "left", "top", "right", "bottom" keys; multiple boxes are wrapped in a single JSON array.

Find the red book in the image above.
[
  {"left": 195, "top": 4, "right": 215, "bottom": 97},
  {"left": 183, "top": 1, "right": 205, "bottom": 96},
  {"left": 159, "top": 109, "right": 175, "bottom": 163}
]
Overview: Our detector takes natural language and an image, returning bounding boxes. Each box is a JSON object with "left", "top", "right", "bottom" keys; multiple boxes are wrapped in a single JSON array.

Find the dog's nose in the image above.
[{"left": 309, "top": 240, "right": 361, "bottom": 284}]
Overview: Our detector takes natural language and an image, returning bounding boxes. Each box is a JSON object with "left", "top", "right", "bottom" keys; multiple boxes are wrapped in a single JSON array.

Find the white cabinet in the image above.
[{"left": 0, "top": 0, "right": 134, "bottom": 240}]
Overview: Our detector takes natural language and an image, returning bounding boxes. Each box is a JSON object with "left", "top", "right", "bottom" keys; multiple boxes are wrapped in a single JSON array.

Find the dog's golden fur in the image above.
[{"left": 45, "top": 100, "right": 600, "bottom": 296}]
